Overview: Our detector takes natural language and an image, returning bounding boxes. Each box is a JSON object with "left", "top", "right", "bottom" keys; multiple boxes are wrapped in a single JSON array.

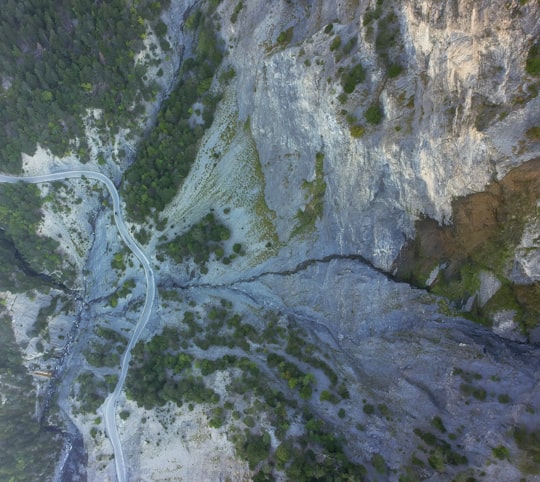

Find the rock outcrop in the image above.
[{"left": 3, "top": 0, "right": 540, "bottom": 480}]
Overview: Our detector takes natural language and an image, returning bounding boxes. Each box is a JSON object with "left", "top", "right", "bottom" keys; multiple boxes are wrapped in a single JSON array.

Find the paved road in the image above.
[{"left": 0, "top": 170, "right": 155, "bottom": 482}]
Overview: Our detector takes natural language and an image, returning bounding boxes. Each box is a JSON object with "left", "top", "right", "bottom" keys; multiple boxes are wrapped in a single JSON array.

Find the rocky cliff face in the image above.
[
  {"left": 209, "top": 0, "right": 537, "bottom": 265},
  {"left": 144, "top": 0, "right": 540, "bottom": 479},
  {"left": 3, "top": 0, "right": 540, "bottom": 480},
  {"left": 155, "top": 0, "right": 540, "bottom": 333}
]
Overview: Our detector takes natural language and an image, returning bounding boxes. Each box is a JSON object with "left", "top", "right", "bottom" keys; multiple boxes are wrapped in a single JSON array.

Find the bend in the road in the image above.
[{"left": 0, "top": 170, "right": 155, "bottom": 482}]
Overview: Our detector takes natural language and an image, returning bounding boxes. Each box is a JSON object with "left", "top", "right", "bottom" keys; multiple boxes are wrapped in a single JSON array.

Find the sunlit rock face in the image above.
[
  {"left": 8, "top": 0, "right": 539, "bottom": 480},
  {"left": 216, "top": 0, "right": 540, "bottom": 272}
]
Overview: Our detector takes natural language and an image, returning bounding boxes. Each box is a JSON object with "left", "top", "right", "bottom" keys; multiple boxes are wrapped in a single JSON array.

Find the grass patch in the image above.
[
  {"left": 526, "top": 126, "right": 540, "bottom": 139},
  {"left": 330, "top": 35, "right": 342, "bottom": 52},
  {"left": 526, "top": 41, "right": 540, "bottom": 76},
  {"left": 276, "top": 27, "right": 294, "bottom": 46},
  {"left": 350, "top": 124, "right": 365, "bottom": 138},
  {"left": 242, "top": 119, "right": 280, "bottom": 258},
  {"left": 291, "top": 151, "right": 326, "bottom": 237}
]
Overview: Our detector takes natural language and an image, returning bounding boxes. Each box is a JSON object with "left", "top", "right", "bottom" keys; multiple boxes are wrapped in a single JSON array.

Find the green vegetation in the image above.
[
  {"left": 526, "top": 126, "right": 540, "bottom": 139},
  {"left": 0, "top": 0, "right": 168, "bottom": 172},
  {"left": 230, "top": 1, "right": 244, "bottom": 23},
  {"left": 350, "top": 124, "right": 366, "bottom": 138},
  {"left": 365, "top": 103, "right": 383, "bottom": 124},
  {"left": 109, "top": 278, "right": 136, "bottom": 307},
  {"left": 330, "top": 35, "right": 342, "bottom": 52},
  {"left": 395, "top": 159, "right": 540, "bottom": 334},
  {"left": 125, "top": 302, "right": 364, "bottom": 479},
  {"left": 363, "top": 2, "right": 383, "bottom": 26},
  {"left": 83, "top": 342, "right": 120, "bottom": 368},
  {"left": 276, "top": 27, "right": 294, "bottom": 47},
  {"left": 0, "top": 236, "right": 52, "bottom": 292},
  {"left": 371, "top": 453, "right": 387, "bottom": 474},
  {"left": 341, "top": 37, "right": 357, "bottom": 56},
  {"left": 526, "top": 41, "right": 540, "bottom": 76},
  {"left": 241, "top": 119, "right": 280, "bottom": 257},
  {"left": 459, "top": 383, "right": 487, "bottom": 401},
  {"left": 375, "top": 11, "right": 400, "bottom": 52},
  {"left": 29, "top": 295, "right": 62, "bottom": 339},
  {"left": 431, "top": 416, "right": 447, "bottom": 433},
  {"left": 0, "top": 314, "right": 63, "bottom": 481},
  {"left": 111, "top": 250, "right": 127, "bottom": 272},
  {"left": 513, "top": 426, "right": 540, "bottom": 473},
  {"left": 267, "top": 353, "right": 314, "bottom": 399},
  {"left": 388, "top": 63, "right": 403, "bottom": 78},
  {"left": 0, "top": 183, "right": 71, "bottom": 283},
  {"left": 341, "top": 63, "right": 366, "bottom": 93},
  {"left": 159, "top": 212, "right": 233, "bottom": 273},
  {"left": 363, "top": 1, "right": 404, "bottom": 78},
  {"left": 492, "top": 445, "right": 510, "bottom": 460},
  {"left": 292, "top": 151, "right": 326, "bottom": 236},
  {"left": 74, "top": 371, "right": 118, "bottom": 414},
  {"left": 363, "top": 403, "right": 375, "bottom": 415},
  {"left": 123, "top": 13, "right": 224, "bottom": 222},
  {"left": 413, "top": 427, "right": 468, "bottom": 471}
]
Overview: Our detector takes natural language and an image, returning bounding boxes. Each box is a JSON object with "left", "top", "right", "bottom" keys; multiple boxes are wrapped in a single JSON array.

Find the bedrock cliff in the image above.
[
  {"left": 2, "top": 0, "right": 540, "bottom": 481},
  {"left": 215, "top": 0, "right": 540, "bottom": 267}
]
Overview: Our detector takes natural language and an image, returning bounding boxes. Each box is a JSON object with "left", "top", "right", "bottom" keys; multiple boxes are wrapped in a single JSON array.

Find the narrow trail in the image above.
[{"left": 0, "top": 171, "right": 155, "bottom": 482}]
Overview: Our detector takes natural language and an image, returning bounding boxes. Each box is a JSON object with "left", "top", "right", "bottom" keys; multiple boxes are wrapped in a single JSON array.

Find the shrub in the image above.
[
  {"left": 320, "top": 390, "right": 339, "bottom": 403},
  {"left": 341, "top": 63, "right": 366, "bottom": 93},
  {"left": 365, "top": 104, "right": 383, "bottom": 124},
  {"left": 377, "top": 403, "right": 391, "bottom": 419},
  {"left": 526, "top": 42, "right": 540, "bottom": 76},
  {"left": 472, "top": 387, "right": 487, "bottom": 401},
  {"left": 324, "top": 23, "right": 333, "bottom": 34},
  {"left": 363, "top": 403, "right": 375, "bottom": 414},
  {"left": 492, "top": 445, "right": 509, "bottom": 460},
  {"left": 230, "top": 1, "right": 243, "bottom": 24},
  {"left": 431, "top": 416, "right": 446, "bottom": 433},
  {"left": 277, "top": 27, "right": 294, "bottom": 46},
  {"left": 350, "top": 126, "right": 366, "bottom": 139},
  {"left": 330, "top": 35, "right": 342, "bottom": 51},
  {"left": 526, "top": 126, "right": 540, "bottom": 139},
  {"left": 428, "top": 451, "right": 445, "bottom": 471},
  {"left": 372, "top": 453, "right": 387, "bottom": 474},
  {"left": 387, "top": 63, "right": 403, "bottom": 78}
]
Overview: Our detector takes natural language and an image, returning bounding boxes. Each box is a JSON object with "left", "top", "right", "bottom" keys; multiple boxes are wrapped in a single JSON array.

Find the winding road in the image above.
[{"left": 0, "top": 170, "right": 155, "bottom": 482}]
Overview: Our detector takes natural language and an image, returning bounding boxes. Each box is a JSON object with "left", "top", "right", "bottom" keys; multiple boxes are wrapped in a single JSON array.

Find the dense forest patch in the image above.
[
  {"left": 0, "top": 314, "right": 63, "bottom": 481},
  {"left": 122, "top": 13, "right": 224, "bottom": 223},
  {"left": 0, "top": 0, "right": 169, "bottom": 172}
]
